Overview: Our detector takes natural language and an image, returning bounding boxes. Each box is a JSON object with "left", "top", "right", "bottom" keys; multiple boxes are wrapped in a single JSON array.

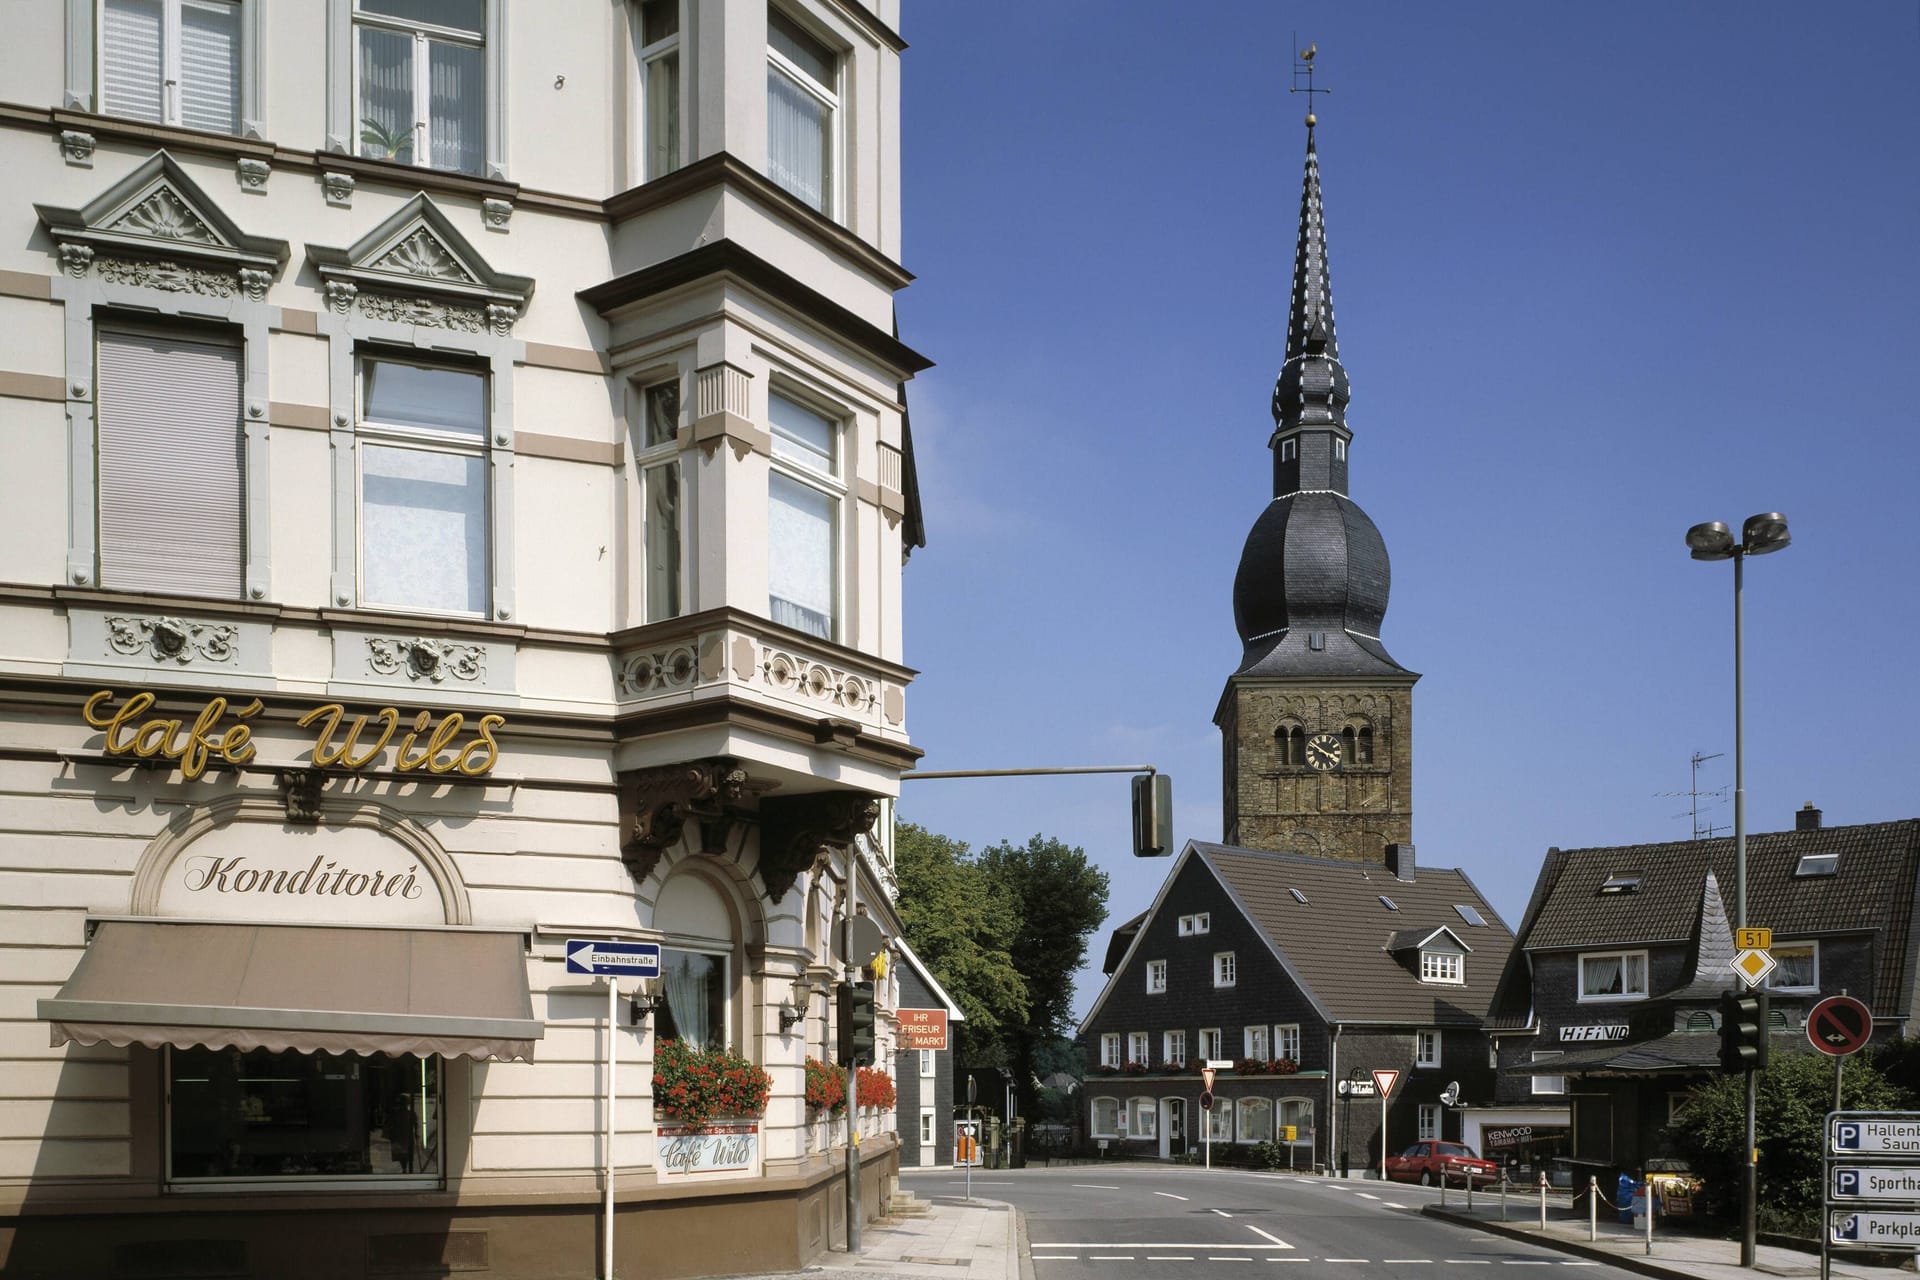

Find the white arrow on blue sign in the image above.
[{"left": 565, "top": 940, "right": 661, "bottom": 976}]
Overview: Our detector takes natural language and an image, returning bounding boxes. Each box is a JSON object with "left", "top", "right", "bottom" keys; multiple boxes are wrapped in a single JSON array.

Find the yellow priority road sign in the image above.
[
  {"left": 1736, "top": 928, "right": 1773, "bottom": 951},
  {"left": 1732, "top": 948, "right": 1777, "bottom": 987}
]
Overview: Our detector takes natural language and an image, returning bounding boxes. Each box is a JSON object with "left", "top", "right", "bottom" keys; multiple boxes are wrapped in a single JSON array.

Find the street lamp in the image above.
[{"left": 1685, "top": 511, "right": 1790, "bottom": 1270}]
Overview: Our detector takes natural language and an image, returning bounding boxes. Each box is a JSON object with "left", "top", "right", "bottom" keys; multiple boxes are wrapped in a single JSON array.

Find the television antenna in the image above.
[{"left": 1655, "top": 751, "right": 1729, "bottom": 839}]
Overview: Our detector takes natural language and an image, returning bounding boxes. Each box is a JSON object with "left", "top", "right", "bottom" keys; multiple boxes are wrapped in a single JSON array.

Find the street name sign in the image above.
[
  {"left": 1831, "top": 1211, "right": 1920, "bottom": 1246},
  {"left": 1732, "top": 948, "right": 1776, "bottom": 987},
  {"left": 1832, "top": 1167, "right": 1920, "bottom": 1202},
  {"left": 1735, "top": 927, "right": 1773, "bottom": 951},
  {"left": 1204, "top": 1058, "right": 1235, "bottom": 1069},
  {"left": 1831, "top": 1119, "right": 1920, "bottom": 1155},
  {"left": 1809, "top": 995, "right": 1874, "bottom": 1057},
  {"left": 565, "top": 939, "right": 662, "bottom": 976}
]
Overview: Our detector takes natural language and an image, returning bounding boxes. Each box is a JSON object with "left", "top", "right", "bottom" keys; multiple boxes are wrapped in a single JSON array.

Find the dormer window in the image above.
[
  {"left": 1598, "top": 871, "right": 1643, "bottom": 895},
  {"left": 1420, "top": 950, "right": 1463, "bottom": 984},
  {"left": 1794, "top": 853, "right": 1838, "bottom": 877}
]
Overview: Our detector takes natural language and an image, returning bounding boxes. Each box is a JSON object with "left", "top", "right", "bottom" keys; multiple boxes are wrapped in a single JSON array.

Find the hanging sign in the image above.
[
  {"left": 898, "top": 1008, "right": 949, "bottom": 1050},
  {"left": 81, "top": 688, "right": 504, "bottom": 779}
]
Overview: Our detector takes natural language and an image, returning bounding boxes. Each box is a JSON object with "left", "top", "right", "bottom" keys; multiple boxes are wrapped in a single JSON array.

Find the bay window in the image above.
[
  {"left": 638, "top": 0, "right": 680, "bottom": 178},
  {"left": 766, "top": 8, "right": 836, "bottom": 214},
  {"left": 357, "top": 356, "right": 489, "bottom": 615},
  {"left": 102, "top": 0, "right": 241, "bottom": 133},
  {"left": 638, "top": 378, "right": 683, "bottom": 622},
  {"left": 355, "top": 0, "right": 485, "bottom": 175},
  {"left": 97, "top": 326, "right": 246, "bottom": 597},
  {"left": 767, "top": 390, "right": 841, "bottom": 640}
]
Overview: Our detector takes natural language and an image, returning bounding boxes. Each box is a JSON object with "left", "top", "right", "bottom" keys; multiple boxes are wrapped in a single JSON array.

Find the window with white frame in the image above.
[
  {"left": 1128, "top": 1097, "right": 1157, "bottom": 1138},
  {"left": 919, "top": 1109, "right": 934, "bottom": 1144},
  {"left": 1767, "top": 942, "right": 1818, "bottom": 992},
  {"left": 1198, "top": 1028, "right": 1222, "bottom": 1061},
  {"left": 1236, "top": 1096, "right": 1273, "bottom": 1143},
  {"left": 1145, "top": 959, "right": 1167, "bottom": 994},
  {"left": 918, "top": 1049, "right": 935, "bottom": 1078},
  {"left": 1416, "top": 1029, "right": 1440, "bottom": 1068},
  {"left": 766, "top": 8, "right": 837, "bottom": 214},
  {"left": 1090, "top": 1096, "right": 1120, "bottom": 1137},
  {"left": 657, "top": 947, "right": 728, "bottom": 1053},
  {"left": 1279, "top": 436, "right": 1297, "bottom": 463},
  {"left": 1275, "top": 1024, "right": 1301, "bottom": 1064},
  {"left": 102, "top": 0, "right": 241, "bottom": 133},
  {"left": 1207, "top": 1100, "right": 1232, "bottom": 1142},
  {"left": 1178, "top": 913, "right": 1211, "bottom": 936},
  {"left": 637, "top": 0, "right": 680, "bottom": 178},
  {"left": 1213, "top": 952, "right": 1237, "bottom": 988},
  {"left": 1421, "top": 950, "right": 1464, "bottom": 984},
  {"left": 96, "top": 326, "right": 245, "bottom": 597},
  {"left": 1335, "top": 437, "right": 1347, "bottom": 461},
  {"left": 1666, "top": 1092, "right": 1690, "bottom": 1124},
  {"left": 767, "top": 390, "right": 841, "bottom": 640},
  {"left": 1279, "top": 1097, "right": 1312, "bottom": 1144},
  {"left": 354, "top": 0, "right": 486, "bottom": 175},
  {"left": 357, "top": 355, "right": 489, "bottom": 615},
  {"left": 1244, "top": 1025, "right": 1269, "bottom": 1061},
  {"left": 1099, "top": 1033, "right": 1120, "bottom": 1069},
  {"left": 1127, "top": 1032, "right": 1149, "bottom": 1066},
  {"left": 1417, "top": 1103, "right": 1440, "bottom": 1141},
  {"left": 1163, "top": 1029, "right": 1186, "bottom": 1068},
  {"left": 636, "top": 378, "right": 683, "bottom": 622},
  {"left": 1578, "top": 950, "right": 1649, "bottom": 1001},
  {"left": 1530, "top": 1051, "right": 1565, "bottom": 1096}
]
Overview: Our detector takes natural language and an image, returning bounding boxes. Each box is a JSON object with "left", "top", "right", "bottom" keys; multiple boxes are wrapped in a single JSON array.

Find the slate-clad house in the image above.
[
  {"left": 1078, "top": 840, "right": 1514, "bottom": 1173},
  {"left": 892, "top": 940, "right": 964, "bottom": 1168},
  {"left": 1483, "top": 806, "right": 1920, "bottom": 1185}
]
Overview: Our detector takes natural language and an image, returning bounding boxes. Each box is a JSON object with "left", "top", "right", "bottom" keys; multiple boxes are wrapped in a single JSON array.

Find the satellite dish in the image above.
[{"left": 1440, "top": 1081, "right": 1461, "bottom": 1107}]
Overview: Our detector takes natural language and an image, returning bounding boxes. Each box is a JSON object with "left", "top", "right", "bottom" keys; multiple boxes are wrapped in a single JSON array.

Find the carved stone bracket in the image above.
[
  {"left": 322, "top": 171, "right": 356, "bottom": 208},
  {"left": 57, "top": 244, "right": 94, "bottom": 279},
  {"left": 481, "top": 197, "right": 513, "bottom": 231},
  {"left": 757, "top": 791, "right": 882, "bottom": 905},
  {"left": 106, "top": 614, "right": 238, "bottom": 665},
  {"left": 617, "top": 757, "right": 778, "bottom": 884},
  {"left": 59, "top": 130, "right": 95, "bottom": 167},
  {"left": 278, "top": 769, "right": 323, "bottom": 825},
  {"left": 324, "top": 280, "right": 358, "bottom": 314},
  {"left": 236, "top": 157, "right": 271, "bottom": 192}
]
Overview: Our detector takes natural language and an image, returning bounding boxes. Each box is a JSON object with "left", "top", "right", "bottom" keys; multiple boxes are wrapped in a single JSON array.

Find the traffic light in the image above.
[
  {"left": 1719, "top": 988, "right": 1770, "bottom": 1073},
  {"left": 1132, "top": 773, "right": 1173, "bottom": 857},
  {"left": 836, "top": 980, "right": 875, "bottom": 1067}
]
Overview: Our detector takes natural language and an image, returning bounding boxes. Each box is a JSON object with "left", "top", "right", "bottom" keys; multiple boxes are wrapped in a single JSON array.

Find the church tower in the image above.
[{"left": 1215, "top": 116, "right": 1418, "bottom": 863}]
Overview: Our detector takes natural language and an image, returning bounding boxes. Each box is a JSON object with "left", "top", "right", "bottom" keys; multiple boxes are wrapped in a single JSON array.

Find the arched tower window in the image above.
[
  {"left": 1357, "top": 725, "right": 1374, "bottom": 765},
  {"left": 1342, "top": 718, "right": 1376, "bottom": 766},
  {"left": 1341, "top": 726, "right": 1357, "bottom": 763},
  {"left": 1275, "top": 723, "right": 1305, "bottom": 766}
]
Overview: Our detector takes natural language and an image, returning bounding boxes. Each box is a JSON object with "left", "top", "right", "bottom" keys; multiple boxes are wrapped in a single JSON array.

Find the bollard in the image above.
[
  {"left": 1539, "top": 1171, "right": 1548, "bottom": 1231},
  {"left": 1644, "top": 1182, "right": 1653, "bottom": 1255},
  {"left": 1500, "top": 1175, "right": 1509, "bottom": 1222},
  {"left": 1588, "top": 1176, "right": 1598, "bottom": 1242},
  {"left": 1439, "top": 1168, "right": 1448, "bottom": 1207},
  {"left": 1466, "top": 1168, "right": 1474, "bottom": 1212}
]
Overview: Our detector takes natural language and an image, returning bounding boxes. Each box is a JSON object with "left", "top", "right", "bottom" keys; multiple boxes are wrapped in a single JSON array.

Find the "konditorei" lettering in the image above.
[{"left": 182, "top": 854, "right": 425, "bottom": 900}]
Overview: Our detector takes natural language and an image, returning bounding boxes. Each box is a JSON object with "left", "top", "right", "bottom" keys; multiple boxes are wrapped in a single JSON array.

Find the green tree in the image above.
[
  {"left": 893, "top": 823, "right": 1027, "bottom": 1067},
  {"left": 1670, "top": 1050, "right": 1911, "bottom": 1231}
]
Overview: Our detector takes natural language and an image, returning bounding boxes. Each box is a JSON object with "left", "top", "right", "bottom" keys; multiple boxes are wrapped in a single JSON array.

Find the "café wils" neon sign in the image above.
[{"left": 82, "top": 689, "right": 505, "bottom": 780}]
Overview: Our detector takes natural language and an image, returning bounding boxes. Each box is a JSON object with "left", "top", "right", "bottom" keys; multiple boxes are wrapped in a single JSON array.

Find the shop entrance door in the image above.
[{"left": 1161, "top": 1098, "right": 1186, "bottom": 1160}]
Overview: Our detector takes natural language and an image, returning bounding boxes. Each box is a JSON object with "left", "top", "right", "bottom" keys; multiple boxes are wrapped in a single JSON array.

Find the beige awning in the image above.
[{"left": 40, "top": 921, "right": 543, "bottom": 1061}]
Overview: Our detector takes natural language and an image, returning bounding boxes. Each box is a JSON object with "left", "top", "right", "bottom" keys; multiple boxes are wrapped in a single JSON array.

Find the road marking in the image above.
[
  {"left": 1090, "top": 1256, "right": 1134, "bottom": 1262},
  {"left": 1561, "top": 1264, "right": 1600, "bottom": 1268},
  {"left": 1444, "top": 1262, "right": 1491, "bottom": 1266},
  {"left": 1385, "top": 1261, "right": 1433, "bottom": 1265},
  {"left": 1326, "top": 1259, "right": 1368, "bottom": 1264},
  {"left": 1383, "top": 1202, "right": 1409, "bottom": 1209},
  {"left": 1244, "top": 1226, "right": 1294, "bottom": 1249},
  {"left": 1210, "top": 1208, "right": 1234, "bottom": 1218},
  {"left": 1355, "top": 1192, "right": 1381, "bottom": 1200},
  {"left": 1147, "top": 1257, "right": 1193, "bottom": 1262},
  {"left": 1031, "top": 1257, "right": 1077, "bottom": 1261},
  {"left": 1154, "top": 1191, "right": 1190, "bottom": 1200},
  {"left": 1033, "top": 1244, "right": 1296, "bottom": 1249},
  {"left": 1072, "top": 1184, "right": 1121, "bottom": 1190},
  {"left": 1500, "top": 1264, "right": 1550, "bottom": 1268},
  {"left": 1208, "top": 1257, "right": 1253, "bottom": 1263}
]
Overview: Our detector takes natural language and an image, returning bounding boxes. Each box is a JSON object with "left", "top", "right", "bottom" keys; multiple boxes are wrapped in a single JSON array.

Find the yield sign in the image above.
[
  {"left": 1732, "top": 948, "right": 1777, "bottom": 987},
  {"left": 1372, "top": 1069, "right": 1401, "bottom": 1097}
]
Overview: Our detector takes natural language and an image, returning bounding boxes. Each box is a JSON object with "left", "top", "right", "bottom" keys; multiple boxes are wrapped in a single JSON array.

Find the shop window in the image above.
[
  {"left": 767, "top": 390, "right": 842, "bottom": 640},
  {"left": 1278, "top": 1097, "right": 1313, "bottom": 1145},
  {"left": 1577, "top": 950, "right": 1648, "bottom": 1001},
  {"left": 1236, "top": 1097, "right": 1272, "bottom": 1143},
  {"left": 167, "top": 1046, "right": 440, "bottom": 1184},
  {"left": 637, "top": 377, "right": 683, "bottom": 622},
  {"left": 102, "top": 0, "right": 240, "bottom": 133},
  {"left": 637, "top": 0, "right": 681, "bottom": 178},
  {"left": 766, "top": 7, "right": 837, "bottom": 214},
  {"left": 1207, "top": 1100, "right": 1232, "bottom": 1142},
  {"left": 354, "top": 0, "right": 486, "bottom": 174},
  {"left": 1128, "top": 1096, "right": 1157, "bottom": 1138},
  {"left": 357, "top": 354, "right": 490, "bottom": 615},
  {"left": 1090, "top": 1096, "right": 1120, "bottom": 1137},
  {"left": 657, "top": 948, "right": 729, "bottom": 1052},
  {"left": 97, "top": 326, "right": 246, "bottom": 597}
]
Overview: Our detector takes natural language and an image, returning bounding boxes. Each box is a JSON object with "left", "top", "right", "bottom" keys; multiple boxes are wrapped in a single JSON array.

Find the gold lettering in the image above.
[
  {"left": 219, "top": 698, "right": 261, "bottom": 766},
  {"left": 395, "top": 710, "right": 435, "bottom": 771},
  {"left": 84, "top": 690, "right": 156, "bottom": 754},
  {"left": 133, "top": 717, "right": 181, "bottom": 758},
  {"left": 457, "top": 714, "right": 505, "bottom": 776},
  {"left": 302, "top": 703, "right": 398, "bottom": 769},
  {"left": 423, "top": 713, "right": 465, "bottom": 774}
]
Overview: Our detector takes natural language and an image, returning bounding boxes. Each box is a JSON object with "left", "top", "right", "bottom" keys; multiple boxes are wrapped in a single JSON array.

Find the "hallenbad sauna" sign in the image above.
[{"left": 81, "top": 689, "right": 505, "bottom": 779}]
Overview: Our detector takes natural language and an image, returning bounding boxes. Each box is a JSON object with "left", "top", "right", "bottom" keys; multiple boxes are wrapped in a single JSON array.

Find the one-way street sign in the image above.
[{"left": 565, "top": 939, "right": 662, "bottom": 976}]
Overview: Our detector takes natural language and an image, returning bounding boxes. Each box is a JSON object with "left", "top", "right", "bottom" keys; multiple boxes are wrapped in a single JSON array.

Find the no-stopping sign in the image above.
[{"left": 1808, "top": 995, "right": 1874, "bottom": 1057}]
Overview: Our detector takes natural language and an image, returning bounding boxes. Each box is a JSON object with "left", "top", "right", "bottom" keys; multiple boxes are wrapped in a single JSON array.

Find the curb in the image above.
[
  {"left": 1421, "top": 1205, "right": 1707, "bottom": 1280},
  {"left": 1014, "top": 1206, "right": 1036, "bottom": 1280}
]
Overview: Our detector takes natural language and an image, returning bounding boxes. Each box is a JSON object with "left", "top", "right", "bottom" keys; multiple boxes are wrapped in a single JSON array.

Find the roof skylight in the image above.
[
  {"left": 1794, "top": 853, "right": 1839, "bottom": 877},
  {"left": 1598, "top": 871, "right": 1644, "bottom": 895},
  {"left": 1290, "top": 888, "right": 1309, "bottom": 905},
  {"left": 1454, "top": 903, "right": 1487, "bottom": 927},
  {"left": 1378, "top": 894, "right": 1399, "bottom": 911}
]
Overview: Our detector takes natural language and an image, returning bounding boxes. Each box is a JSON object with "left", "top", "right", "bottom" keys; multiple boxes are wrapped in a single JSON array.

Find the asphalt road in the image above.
[{"left": 901, "top": 1165, "right": 1648, "bottom": 1279}]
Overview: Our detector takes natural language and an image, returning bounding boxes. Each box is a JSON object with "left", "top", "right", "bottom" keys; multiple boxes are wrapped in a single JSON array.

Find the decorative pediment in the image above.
[
  {"left": 306, "top": 194, "right": 533, "bottom": 334},
  {"left": 36, "top": 150, "right": 289, "bottom": 284}
]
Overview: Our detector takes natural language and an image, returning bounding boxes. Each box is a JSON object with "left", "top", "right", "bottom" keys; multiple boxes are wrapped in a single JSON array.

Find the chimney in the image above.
[
  {"left": 1796, "top": 802, "right": 1823, "bottom": 832},
  {"left": 1385, "top": 842, "right": 1416, "bottom": 881}
]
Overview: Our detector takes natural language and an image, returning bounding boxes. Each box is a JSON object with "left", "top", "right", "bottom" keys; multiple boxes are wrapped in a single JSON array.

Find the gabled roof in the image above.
[
  {"left": 1386, "top": 925, "right": 1474, "bottom": 954},
  {"left": 1511, "top": 818, "right": 1920, "bottom": 1016},
  {"left": 1079, "top": 841, "right": 1515, "bottom": 1033}
]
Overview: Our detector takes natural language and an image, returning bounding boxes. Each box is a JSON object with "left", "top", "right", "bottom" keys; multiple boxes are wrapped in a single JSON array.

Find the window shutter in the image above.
[
  {"left": 96, "top": 329, "right": 245, "bottom": 597},
  {"left": 102, "top": 0, "right": 165, "bottom": 123},
  {"left": 178, "top": 0, "right": 241, "bottom": 134}
]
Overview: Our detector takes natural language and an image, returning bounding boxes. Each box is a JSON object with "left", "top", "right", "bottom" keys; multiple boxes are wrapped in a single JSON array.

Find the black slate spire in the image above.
[{"left": 1270, "top": 125, "right": 1352, "bottom": 499}]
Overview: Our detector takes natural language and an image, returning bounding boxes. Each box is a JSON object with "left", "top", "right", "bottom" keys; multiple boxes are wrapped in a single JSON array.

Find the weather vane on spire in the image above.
[{"left": 1289, "top": 38, "right": 1330, "bottom": 128}]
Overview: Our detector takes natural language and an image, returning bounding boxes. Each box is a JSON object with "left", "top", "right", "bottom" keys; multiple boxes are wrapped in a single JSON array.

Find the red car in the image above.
[{"left": 1385, "top": 1140, "right": 1500, "bottom": 1187}]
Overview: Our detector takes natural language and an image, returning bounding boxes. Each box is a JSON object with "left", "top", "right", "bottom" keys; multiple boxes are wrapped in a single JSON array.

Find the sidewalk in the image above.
[
  {"left": 736, "top": 1194, "right": 1027, "bottom": 1280},
  {"left": 1423, "top": 1196, "right": 1912, "bottom": 1279}
]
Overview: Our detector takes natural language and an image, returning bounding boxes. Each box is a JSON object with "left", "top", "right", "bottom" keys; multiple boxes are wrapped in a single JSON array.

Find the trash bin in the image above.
[
  {"left": 1630, "top": 1182, "right": 1649, "bottom": 1228},
  {"left": 1617, "top": 1174, "right": 1636, "bottom": 1225}
]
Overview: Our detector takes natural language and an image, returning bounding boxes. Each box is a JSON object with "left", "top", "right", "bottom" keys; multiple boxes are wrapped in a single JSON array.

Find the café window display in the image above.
[
  {"left": 167, "top": 1046, "right": 440, "bottom": 1185},
  {"left": 656, "top": 948, "right": 729, "bottom": 1051}
]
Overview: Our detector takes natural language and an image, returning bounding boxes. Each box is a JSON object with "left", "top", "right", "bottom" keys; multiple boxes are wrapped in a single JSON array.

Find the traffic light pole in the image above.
[{"left": 1735, "top": 552, "right": 1757, "bottom": 1269}]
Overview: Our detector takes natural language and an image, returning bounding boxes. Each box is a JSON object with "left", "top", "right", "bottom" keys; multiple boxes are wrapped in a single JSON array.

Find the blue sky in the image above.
[{"left": 890, "top": 3, "right": 1919, "bottom": 1021}]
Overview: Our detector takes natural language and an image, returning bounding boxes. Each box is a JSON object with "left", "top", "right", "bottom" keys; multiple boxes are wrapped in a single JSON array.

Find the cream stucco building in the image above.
[{"left": 0, "top": 2, "right": 928, "bottom": 1276}]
